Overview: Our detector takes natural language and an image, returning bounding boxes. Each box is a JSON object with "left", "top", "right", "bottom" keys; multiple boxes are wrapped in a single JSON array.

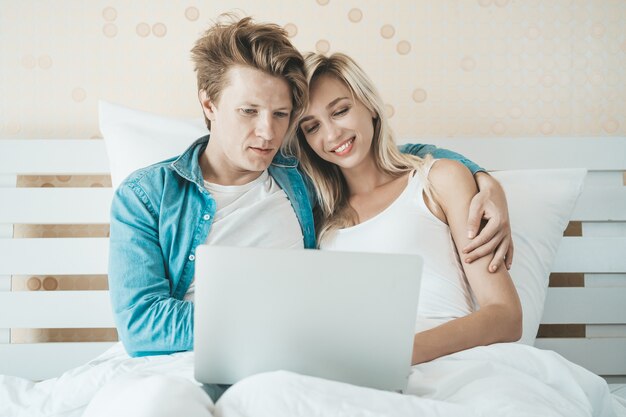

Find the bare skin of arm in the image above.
[
  {"left": 412, "top": 160, "right": 522, "bottom": 365},
  {"left": 465, "top": 172, "right": 514, "bottom": 272}
]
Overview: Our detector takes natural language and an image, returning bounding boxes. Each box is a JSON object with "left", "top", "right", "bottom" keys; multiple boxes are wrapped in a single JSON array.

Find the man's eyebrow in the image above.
[
  {"left": 299, "top": 96, "right": 350, "bottom": 124},
  {"left": 240, "top": 102, "right": 292, "bottom": 111}
]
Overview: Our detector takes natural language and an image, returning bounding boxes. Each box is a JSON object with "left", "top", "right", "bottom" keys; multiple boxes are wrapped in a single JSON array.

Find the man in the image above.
[{"left": 108, "top": 15, "right": 512, "bottom": 360}]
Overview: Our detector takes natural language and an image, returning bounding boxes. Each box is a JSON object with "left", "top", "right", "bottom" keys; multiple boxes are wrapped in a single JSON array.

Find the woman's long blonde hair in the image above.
[{"left": 285, "top": 52, "right": 433, "bottom": 244}]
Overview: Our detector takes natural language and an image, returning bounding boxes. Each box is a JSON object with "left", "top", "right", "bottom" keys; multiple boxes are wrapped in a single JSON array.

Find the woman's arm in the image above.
[{"left": 411, "top": 159, "right": 522, "bottom": 365}]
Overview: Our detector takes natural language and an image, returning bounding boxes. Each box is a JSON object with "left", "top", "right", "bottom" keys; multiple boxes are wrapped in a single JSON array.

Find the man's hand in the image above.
[{"left": 462, "top": 172, "right": 513, "bottom": 272}]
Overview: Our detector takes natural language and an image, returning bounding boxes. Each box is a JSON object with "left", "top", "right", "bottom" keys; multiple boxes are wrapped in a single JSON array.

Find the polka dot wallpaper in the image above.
[
  {"left": 1, "top": 1, "right": 625, "bottom": 343},
  {"left": 1, "top": 0, "right": 624, "bottom": 139}
]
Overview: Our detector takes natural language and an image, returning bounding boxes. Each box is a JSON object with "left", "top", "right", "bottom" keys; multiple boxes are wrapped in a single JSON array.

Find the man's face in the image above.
[{"left": 201, "top": 65, "right": 293, "bottom": 185}]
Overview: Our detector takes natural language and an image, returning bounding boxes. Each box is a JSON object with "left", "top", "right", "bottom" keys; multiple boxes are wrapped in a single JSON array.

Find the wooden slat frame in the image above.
[
  {"left": 0, "top": 184, "right": 622, "bottom": 225},
  {"left": 1, "top": 137, "right": 625, "bottom": 174},
  {"left": 0, "top": 175, "right": 15, "bottom": 346},
  {"left": 0, "top": 137, "right": 624, "bottom": 380},
  {"left": 414, "top": 137, "right": 626, "bottom": 171},
  {"left": 542, "top": 288, "right": 626, "bottom": 324},
  {"left": 552, "top": 237, "right": 626, "bottom": 273},
  {"left": 0, "top": 291, "right": 114, "bottom": 328},
  {"left": 571, "top": 186, "right": 626, "bottom": 221},
  {"left": 0, "top": 238, "right": 109, "bottom": 275},
  {"left": 534, "top": 338, "right": 626, "bottom": 376},
  {"left": 0, "top": 236, "right": 622, "bottom": 276},
  {"left": 0, "top": 188, "right": 113, "bottom": 224},
  {"left": 0, "top": 140, "right": 110, "bottom": 175}
]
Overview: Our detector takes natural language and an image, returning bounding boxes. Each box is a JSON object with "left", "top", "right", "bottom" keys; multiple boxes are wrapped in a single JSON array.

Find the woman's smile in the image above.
[{"left": 330, "top": 137, "right": 355, "bottom": 156}]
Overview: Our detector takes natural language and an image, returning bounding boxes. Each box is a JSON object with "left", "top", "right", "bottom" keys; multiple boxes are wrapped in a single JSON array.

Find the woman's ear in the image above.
[{"left": 198, "top": 90, "right": 217, "bottom": 121}]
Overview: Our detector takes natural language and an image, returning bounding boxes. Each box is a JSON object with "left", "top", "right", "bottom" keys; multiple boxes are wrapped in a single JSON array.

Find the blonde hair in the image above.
[
  {"left": 190, "top": 14, "right": 307, "bottom": 131},
  {"left": 287, "top": 52, "right": 432, "bottom": 243}
]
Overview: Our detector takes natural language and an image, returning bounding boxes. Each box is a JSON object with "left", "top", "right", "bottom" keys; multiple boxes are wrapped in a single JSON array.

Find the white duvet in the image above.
[{"left": 1, "top": 342, "right": 625, "bottom": 417}]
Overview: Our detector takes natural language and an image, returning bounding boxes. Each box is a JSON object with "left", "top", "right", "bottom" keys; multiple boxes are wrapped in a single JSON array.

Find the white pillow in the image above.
[
  {"left": 99, "top": 100, "right": 208, "bottom": 188},
  {"left": 490, "top": 169, "right": 586, "bottom": 345},
  {"left": 99, "top": 101, "right": 585, "bottom": 346}
]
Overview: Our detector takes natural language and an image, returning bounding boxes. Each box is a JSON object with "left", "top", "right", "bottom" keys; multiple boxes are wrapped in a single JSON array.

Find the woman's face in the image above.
[{"left": 299, "top": 75, "right": 376, "bottom": 172}]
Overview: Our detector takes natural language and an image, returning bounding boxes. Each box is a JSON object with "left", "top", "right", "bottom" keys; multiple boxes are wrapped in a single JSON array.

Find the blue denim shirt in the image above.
[{"left": 108, "top": 136, "right": 482, "bottom": 357}]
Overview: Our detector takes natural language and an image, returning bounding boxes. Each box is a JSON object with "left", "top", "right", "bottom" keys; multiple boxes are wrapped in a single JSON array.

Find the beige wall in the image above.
[{"left": 1, "top": 0, "right": 625, "bottom": 140}]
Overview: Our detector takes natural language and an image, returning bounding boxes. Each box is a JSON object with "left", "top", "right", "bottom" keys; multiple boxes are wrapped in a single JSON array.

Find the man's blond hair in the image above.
[{"left": 191, "top": 15, "right": 307, "bottom": 131}]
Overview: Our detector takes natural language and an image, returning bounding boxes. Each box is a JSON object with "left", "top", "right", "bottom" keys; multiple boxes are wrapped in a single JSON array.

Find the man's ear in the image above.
[{"left": 198, "top": 90, "right": 217, "bottom": 121}]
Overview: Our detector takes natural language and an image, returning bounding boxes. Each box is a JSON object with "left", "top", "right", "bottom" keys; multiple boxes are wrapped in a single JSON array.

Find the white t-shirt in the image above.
[
  {"left": 184, "top": 170, "right": 303, "bottom": 301},
  {"left": 320, "top": 167, "right": 475, "bottom": 332}
]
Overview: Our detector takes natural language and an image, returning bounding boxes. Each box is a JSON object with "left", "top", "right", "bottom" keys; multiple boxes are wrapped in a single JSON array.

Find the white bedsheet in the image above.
[{"left": 1, "top": 342, "right": 625, "bottom": 417}]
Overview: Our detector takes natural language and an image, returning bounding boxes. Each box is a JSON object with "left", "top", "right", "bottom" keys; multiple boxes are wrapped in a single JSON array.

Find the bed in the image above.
[{"left": 1, "top": 129, "right": 625, "bottom": 416}]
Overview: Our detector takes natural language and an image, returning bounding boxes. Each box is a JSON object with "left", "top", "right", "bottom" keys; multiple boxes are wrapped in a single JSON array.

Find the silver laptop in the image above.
[{"left": 194, "top": 245, "right": 423, "bottom": 392}]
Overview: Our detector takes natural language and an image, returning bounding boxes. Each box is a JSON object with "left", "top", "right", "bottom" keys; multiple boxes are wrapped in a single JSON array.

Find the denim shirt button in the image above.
[
  {"left": 188, "top": 254, "right": 195, "bottom": 261},
  {"left": 203, "top": 214, "right": 211, "bottom": 221}
]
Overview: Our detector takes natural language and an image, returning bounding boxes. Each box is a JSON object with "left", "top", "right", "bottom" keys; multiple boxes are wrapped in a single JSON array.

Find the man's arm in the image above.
[
  {"left": 399, "top": 143, "right": 513, "bottom": 271},
  {"left": 108, "top": 183, "right": 194, "bottom": 357},
  {"left": 399, "top": 143, "right": 484, "bottom": 174},
  {"left": 465, "top": 172, "right": 513, "bottom": 271}
]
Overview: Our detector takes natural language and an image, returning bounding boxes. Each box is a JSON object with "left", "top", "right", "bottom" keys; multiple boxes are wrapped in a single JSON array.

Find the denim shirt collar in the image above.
[
  {"left": 170, "top": 134, "right": 300, "bottom": 186},
  {"left": 272, "top": 149, "right": 299, "bottom": 168},
  {"left": 170, "top": 135, "right": 210, "bottom": 189}
]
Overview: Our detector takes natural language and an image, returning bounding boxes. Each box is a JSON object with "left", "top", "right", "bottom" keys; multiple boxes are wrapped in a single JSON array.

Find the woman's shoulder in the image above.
[
  {"left": 428, "top": 159, "right": 477, "bottom": 199},
  {"left": 429, "top": 158, "right": 474, "bottom": 181}
]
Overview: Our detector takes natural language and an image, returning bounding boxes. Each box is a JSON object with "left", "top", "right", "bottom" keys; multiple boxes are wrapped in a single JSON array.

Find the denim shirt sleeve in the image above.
[
  {"left": 398, "top": 143, "right": 485, "bottom": 174},
  {"left": 108, "top": 181, "right": 194, "bottom": 357}
]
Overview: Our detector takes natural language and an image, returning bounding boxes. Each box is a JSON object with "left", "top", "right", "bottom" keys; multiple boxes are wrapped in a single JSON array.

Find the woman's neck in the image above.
[{"left": 341, "top": 156, "right": 395, "bottom": 197}]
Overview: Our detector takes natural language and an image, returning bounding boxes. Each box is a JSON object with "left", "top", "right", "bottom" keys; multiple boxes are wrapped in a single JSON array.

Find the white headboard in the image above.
[{"left": 0, "top": 137, "right": 625, "bottom": 381}]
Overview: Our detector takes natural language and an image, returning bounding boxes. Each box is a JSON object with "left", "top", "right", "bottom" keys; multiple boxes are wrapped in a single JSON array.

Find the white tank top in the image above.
[
  {"left": 184, "top": 170, "right": 303, "bottom": 301},
  {"left": 320, "top": 165, "right": 475, "bottom": 332}
]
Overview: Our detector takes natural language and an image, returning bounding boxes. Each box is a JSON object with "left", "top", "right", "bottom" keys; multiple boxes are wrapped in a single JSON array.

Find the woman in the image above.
[{"left": 290, "top": 52, "right": 522, "bottom": 364}]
